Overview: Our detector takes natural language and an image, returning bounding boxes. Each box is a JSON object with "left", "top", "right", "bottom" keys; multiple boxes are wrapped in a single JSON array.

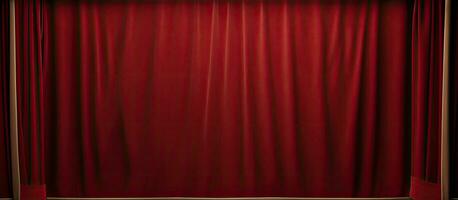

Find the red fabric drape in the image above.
[
  {"left": 0, "top": 0, "right": 12, "bottom": 198},
  {"left": 450, "top": 0, "right": 458, "bottom": 197},
  {"left": 41, "top": 0, "right": 411, "bottom": 197},
  {"left": 15, "top": 0, "right": 47, "bottom": 199},
  {"left": 11, "top": 0, "right": 447, "bottom": 199},
  {"left": 409, "top": 0, "right": 444, "bottom": 200}
]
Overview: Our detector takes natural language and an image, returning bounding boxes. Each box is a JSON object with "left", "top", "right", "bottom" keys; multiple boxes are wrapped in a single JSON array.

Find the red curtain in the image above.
[
  {"left": 9, "top": 0, "right": 446, "bottom": 199},
  {"left": 15, "top": 0, "right": 47, "bottom": 199},
  {"left": 410, "top": 0, "right": 444, "bottom": 200},
  {"left": 450, "top": 0, "right": 458, "bottom": 197},
  {"left": 0, "top": 0, "right": 12, "bottom": 198},
  {"left": 40, "top": 0, "right": 412, "bottom": 197}
]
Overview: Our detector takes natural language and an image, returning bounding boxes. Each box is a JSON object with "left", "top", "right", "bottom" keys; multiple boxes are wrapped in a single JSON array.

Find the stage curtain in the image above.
[
  {"left": 0, "top": 0, "right": 12, "bottom": 198},
  {"left": 14, "top": 0, "right": 47, "bottom": 199},
  {"left": 409, "top": 0, "right": 444, "bottom": 200},
  {"left": 40, "top": 0, "right": 411, "bottom": 197},
  {"left": 450, "top": 0, "right": 458, "bottom": 197},
  {"left": 11, "top": 0, "right": 448, "bottom": 199}
]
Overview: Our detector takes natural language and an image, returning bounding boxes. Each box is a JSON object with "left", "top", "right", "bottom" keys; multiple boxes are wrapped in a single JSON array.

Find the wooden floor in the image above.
[{"left": 46, "top": 197, "right": 412, "bottom": 200}]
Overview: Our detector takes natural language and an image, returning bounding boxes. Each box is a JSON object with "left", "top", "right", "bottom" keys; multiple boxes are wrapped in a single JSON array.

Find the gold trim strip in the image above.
[
  {"left": 8, "top": 0, "right": 21, "bottom": 199},
  {"left": 441, "top": 0, "right": 451, "bottom": 199}
]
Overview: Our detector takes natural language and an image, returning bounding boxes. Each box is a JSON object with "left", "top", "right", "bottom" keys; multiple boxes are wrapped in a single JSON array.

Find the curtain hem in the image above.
[
  {"left": 21, "top": 184, "right": 46, "bottom": 200},
  {"left": 409, "top": 177, "right": 440, "bottom": 200}
]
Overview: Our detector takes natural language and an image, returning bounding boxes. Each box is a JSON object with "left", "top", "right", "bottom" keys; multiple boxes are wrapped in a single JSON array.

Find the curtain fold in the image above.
[
  {"left": 41, "top": 0, "right": 411, "bottom": 197},
  {"left": 10, "top": 0, "right": 447, "bottom": 199},
  {"left": 15, "top": 0, "right": 47, "bottom": 199},
  {"left": 0, "top": 0, "right": 12, "bottom": 198},
  {"left": 409, "top": 0, "right": 444, "bottom": 199}
]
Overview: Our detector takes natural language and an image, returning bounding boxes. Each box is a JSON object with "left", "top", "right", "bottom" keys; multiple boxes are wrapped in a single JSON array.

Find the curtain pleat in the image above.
[
  {"left": 409, "top": 0, "right": 444, "bottom": 199},
  {"left": 0, "top": 0, "right": 12, "bottom": 198},
  {"left": 15, "top": 0, "right": 47, "bottom": 199}
]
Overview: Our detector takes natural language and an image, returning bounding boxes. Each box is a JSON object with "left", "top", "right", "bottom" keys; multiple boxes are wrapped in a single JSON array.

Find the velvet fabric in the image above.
[
  {"left": 409, "top": 177, "right": 441, "bottom": 200},
  {"left": 0, "top": 0, "right": 12, "bottom": 198},
  {"left": 41, "top": 0, "right": 412, "bottom": 197},
  {"left": 15, "top": 0, "right": 47, "bottom": 199},
  {"left": 8, "top": 0, "right": 447, "bottom": 199},
  {"left": 409, "top": 0, "right": 444, "bottom": 199}
]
